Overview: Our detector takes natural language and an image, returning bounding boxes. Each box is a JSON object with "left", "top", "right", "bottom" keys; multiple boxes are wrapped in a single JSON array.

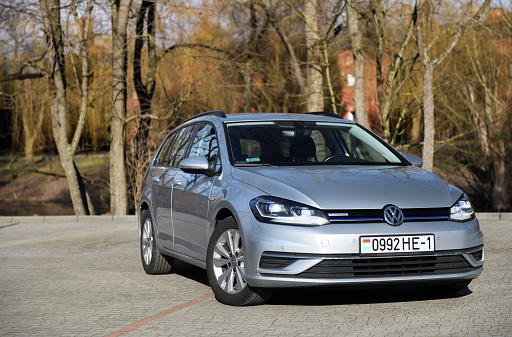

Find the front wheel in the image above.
[
  {"left": 140, "top": 209, "right": 173, "bottom": 275},
  {"left": 206, "top": 217, "right": 273, "bottom": 306}
]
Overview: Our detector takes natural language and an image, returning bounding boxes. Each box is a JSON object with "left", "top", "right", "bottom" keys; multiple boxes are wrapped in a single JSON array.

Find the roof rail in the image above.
[
  {"left": 306, "top": 111, "right": 343, "bottom": 119},
  {"left": 182, "top": 110, "right": 227, "bottom": 124}
]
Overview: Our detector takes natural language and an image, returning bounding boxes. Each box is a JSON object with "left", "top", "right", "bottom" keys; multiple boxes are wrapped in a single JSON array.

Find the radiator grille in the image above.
[{"left": 325, "top": 207, "right": 450, "bottom": 223}]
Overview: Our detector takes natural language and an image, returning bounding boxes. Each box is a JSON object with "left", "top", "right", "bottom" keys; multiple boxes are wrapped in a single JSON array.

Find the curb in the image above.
[
  {"left": 475, "top": 213, "right": 511, "bottom": 220},
  {"left": 0, "top": 215, "right": 137, "bottom": 224}
]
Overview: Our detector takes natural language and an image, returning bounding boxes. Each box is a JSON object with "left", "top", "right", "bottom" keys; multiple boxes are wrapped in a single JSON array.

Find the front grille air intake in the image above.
[
  {"left": 260, "top": 246, "right": 482, "bottom": 279},
  {"left": 294, "top": 255, "right": 472, "bottom": 279}
]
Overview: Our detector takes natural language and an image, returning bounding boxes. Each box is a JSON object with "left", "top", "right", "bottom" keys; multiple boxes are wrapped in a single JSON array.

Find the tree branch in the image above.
[
  {"left": 433, "top": 0, "right": 491, "bottom": 68},
  {"left": 160, "top": 43, "right": 231, "bottom": 61},
  {"left": 0, "top": 72, "right": 44, "bottom": 83}
]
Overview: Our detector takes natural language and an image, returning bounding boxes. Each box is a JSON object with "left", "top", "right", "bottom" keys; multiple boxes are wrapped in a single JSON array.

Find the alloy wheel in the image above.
[
  {"left": 212, "top": 229, "right": 247, "bottom": 294},
  {"left": 142, "top": 218, "right": 153, "bottom": 266}
]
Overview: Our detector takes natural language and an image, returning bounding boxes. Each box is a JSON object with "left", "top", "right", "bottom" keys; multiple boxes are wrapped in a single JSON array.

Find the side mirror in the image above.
[
  {"left": 179, "top": 156, "right": 216, "bottom": 176},
  {"left": 402, "top": 154, "right": 423, "bottom": 167}
]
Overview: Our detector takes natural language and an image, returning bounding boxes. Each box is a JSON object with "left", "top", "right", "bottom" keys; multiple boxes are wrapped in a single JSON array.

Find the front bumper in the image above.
[{"left": 236, "top": 212, "right": 484, "bottom": 288}]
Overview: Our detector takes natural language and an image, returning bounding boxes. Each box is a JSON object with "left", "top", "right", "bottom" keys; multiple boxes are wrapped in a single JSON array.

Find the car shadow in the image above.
[
  {"left": 167, "top": 261, "right": 473, "bottom": 306},
  {"left": 171, "top": 260, "right": 210, "bottom": 286},
  {"left": 267, "top": 285, "right": 472, "bottom": 306}
]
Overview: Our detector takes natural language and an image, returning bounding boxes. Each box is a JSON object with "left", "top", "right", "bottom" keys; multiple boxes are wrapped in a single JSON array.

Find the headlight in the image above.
[
  {"left": 249, "top": 196, "right": 329, "bottom": 226},
  {"left": 450, "top": 194, "right": 475, "bottom": 222}
]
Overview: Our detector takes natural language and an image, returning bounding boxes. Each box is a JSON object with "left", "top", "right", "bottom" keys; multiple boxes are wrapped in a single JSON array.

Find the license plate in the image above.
[{"left": 360, "top": 235, "right": 435, "bottom": 254}]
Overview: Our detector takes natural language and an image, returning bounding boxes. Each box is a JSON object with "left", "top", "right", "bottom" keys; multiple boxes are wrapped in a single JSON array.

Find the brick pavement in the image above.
[{"left": 0, "top": 216, "right": 510, "bottom": 336}]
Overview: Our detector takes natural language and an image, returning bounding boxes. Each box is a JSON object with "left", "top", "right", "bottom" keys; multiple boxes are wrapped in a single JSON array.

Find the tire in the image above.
[
  {"left": 206, "top": 217, "right": 273, "bottom": 306},
  {"left": 416, "top": 279, "right": 472, "bottom": 295},
  {"left": 140, "top": 209, "right": 173, "bottom": 275}
]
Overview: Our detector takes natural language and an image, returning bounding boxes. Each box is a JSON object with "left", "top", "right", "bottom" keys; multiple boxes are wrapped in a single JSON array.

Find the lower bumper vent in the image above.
[
  {"left": 260, "top": 246, "right": 482, "bottom": 279},
  {"left": 294, "top": 255, "right": 472, "bottom": 279}
]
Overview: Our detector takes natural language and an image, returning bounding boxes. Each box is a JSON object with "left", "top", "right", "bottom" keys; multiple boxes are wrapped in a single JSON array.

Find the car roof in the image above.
[
  {"left": 224, "top": 113, "right": 355, "bottom": 123},
  {"left": 183, "top": 112, "right": 357, "bottom": 125}
]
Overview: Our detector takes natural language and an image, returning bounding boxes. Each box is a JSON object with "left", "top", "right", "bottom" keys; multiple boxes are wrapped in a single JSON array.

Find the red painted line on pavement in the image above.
[{"left": 104, "top": 293, "right": 215, "bottom": 337}]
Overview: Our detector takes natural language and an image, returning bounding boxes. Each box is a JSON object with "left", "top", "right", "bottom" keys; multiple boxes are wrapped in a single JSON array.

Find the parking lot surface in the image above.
[{"left": 0, "top": 215, "right": 511, "bottom": 337}]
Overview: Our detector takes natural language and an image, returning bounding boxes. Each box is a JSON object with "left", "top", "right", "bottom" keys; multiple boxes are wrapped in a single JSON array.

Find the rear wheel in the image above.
[
  {"left": 416, "top": 280, "right": 472, "bottom": 295},
  {"left": 206, "top": 217, "right": 273, "bottom": 306},
  {"left": 140, "top": 209, "right": 173, "bottom": 275}
]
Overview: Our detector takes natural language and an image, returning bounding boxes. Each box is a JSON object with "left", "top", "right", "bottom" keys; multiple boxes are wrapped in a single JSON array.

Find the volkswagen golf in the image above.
[{"left": 138, "top": 111, "right": 484, "bottom": 306}]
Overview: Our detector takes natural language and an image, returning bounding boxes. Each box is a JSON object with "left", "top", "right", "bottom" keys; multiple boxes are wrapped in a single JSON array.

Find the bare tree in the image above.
[
  {"left": 304, "top": 0, "right": 323, "bottom": 112},
  {"left": 462, "top": 22, "right": 511, "bottom": 211},
  {"left": 129, "top": 0, "right": 157, "bottom": 212},
  {"left": 242, "top": 1, "right": 261, "bottom": 113},
  {"left": 39, "top": 0, "right": 95, "bottom": 215},
  {"left": 262, "top": 1, "right": 308, "bottom": 110},
  {"left": 346, "top": 0, "right": 369, "bottom": 128},
  {"left": 370, "top": 0, "right": 419, "bottom": 142},
  {"left": 133, "top": 0, "right": 156, "bottom": 144},
  {"left": 415, "top": 0, "right": 490, "bottom": 171},
  {"left": 110, "top": 0, "right": 132, "bottom": 215},
  {"left": 254, "top": 0, "right": 346, "bottom": 113}
]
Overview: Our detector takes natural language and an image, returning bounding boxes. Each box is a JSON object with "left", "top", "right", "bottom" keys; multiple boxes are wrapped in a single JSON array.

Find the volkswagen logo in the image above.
[{"left": 383, "top": 205, "right": 404, "bottom": 226}]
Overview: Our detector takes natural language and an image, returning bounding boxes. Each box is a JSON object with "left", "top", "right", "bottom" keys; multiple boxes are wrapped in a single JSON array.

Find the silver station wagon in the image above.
[{"left": 138, "top": 111, "right": 484, "bottom": 306}]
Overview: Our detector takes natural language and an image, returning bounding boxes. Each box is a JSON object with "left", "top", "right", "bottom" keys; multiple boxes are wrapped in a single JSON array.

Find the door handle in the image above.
[
  {"left": 152, "top": 177, "right": 160, "bottom": 183},
  {"left": 173, "top": 179, "right": 182, "bottom": 186}
]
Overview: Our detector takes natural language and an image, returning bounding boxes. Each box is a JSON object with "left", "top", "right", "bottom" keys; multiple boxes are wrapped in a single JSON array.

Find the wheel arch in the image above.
[
  {"left": 138, "top": 200, "right": 151, "bottom": 236},
  {"left": 215, "top": 207, "right": 235, "bottom": 227}
]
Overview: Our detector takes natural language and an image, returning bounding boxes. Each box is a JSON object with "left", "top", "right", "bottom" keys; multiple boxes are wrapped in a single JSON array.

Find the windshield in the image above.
[{"left": 226, "top": 121, "right": 404, "bottom": 166}]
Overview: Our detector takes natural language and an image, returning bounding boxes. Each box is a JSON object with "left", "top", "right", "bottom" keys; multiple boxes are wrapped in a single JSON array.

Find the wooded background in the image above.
[{"left": 0, "top": 0, "right": 510, "bottom": 215}]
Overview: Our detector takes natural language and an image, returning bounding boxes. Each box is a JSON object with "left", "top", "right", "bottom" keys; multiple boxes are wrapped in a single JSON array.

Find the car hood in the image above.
[{"left": 231, "top": 165, "right": 461, "bottom": 210}]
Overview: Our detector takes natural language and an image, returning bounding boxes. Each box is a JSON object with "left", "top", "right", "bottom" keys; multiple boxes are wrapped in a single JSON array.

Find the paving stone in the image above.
[
  {"left": 476, "top": 213, "right": 501, "bottom": 220},
  {"left": 0, "top": 218, "right": 510, "bottom": 336},
  {"left": 0, "top": 216, "right": 13, "bottom": 224}
]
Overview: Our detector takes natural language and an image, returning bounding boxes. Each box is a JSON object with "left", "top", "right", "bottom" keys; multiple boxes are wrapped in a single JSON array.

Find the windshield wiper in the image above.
[{"left": 233, "top": 163, "right": 272, "bottom": 167}]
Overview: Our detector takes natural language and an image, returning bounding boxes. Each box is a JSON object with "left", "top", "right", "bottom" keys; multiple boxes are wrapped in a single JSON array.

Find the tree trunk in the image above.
[
  {"left": 132, "top": 0, "right": 155, "bottom": 163},
  {"left": 243, "top": 2, "right": 258, "bottom": 114},
  {"left": 416, "top": 0, "right": 433, "bottom": 171},
  {"left": 130, "top": 0, "right": 156, "bottom": 213},
  {"left": 410, "top": 108, "right": 422, "bottom": 145},
  {"left": 110, "top": 0, "right": 132, "bottom": 215},
  {"left": 50, "top": 51, "right": 91, "bottom": 215},
  {"left": 40, "top": 0, "right": 94, "bottom": 215},
  {"left": 347, "top": 0, "right": 369, "bottom": 128},
  {"left": 421, "top": 63, "right": 434, "bottom": 172},
  {"left": 491, "top": 146, "right": 509, "bottom": 211},
  {"left": 305, "top": 0, "right": 323, "bottom": 112}
]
